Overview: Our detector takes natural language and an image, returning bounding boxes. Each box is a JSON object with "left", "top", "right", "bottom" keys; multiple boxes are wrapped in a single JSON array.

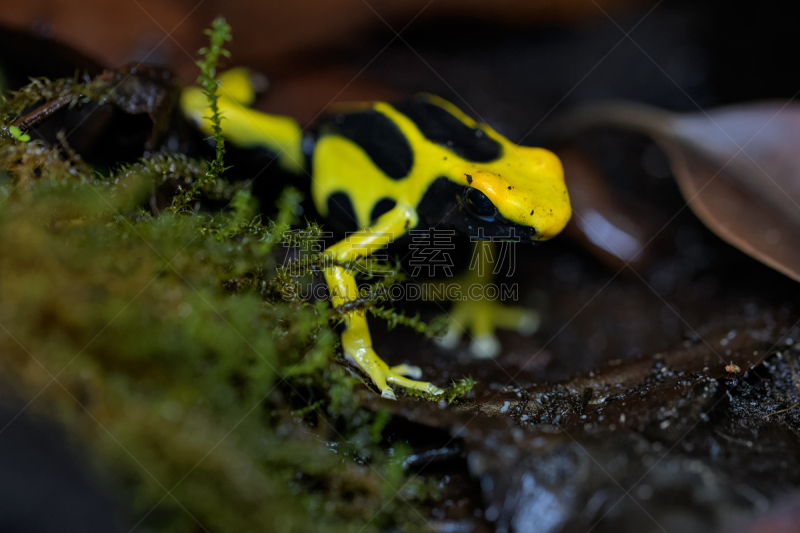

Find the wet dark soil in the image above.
[
  {"left": 369, "top": 282, "right": 800, "bottom": 533},
  {"left": 359, "top": 177, "right": 800, "bottom": 531}
]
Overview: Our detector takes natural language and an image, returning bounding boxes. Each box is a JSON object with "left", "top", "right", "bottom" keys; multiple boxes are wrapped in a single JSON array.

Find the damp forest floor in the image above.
[{"left": 367, "top": 236, "right": 800, "bottom": 533}]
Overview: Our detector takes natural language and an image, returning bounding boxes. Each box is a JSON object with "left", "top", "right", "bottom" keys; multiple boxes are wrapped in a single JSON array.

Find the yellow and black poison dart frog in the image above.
[{"left": 182, "top": 68, "right": 571, "bottom": 399}]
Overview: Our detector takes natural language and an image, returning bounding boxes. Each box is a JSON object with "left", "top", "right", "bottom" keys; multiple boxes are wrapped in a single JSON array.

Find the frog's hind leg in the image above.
[
  {"left": 429, "top": 241, "right": 540, "bottom": 359},
  {"left": 436, "top": 300, "right": 539, "bottom": 359}
]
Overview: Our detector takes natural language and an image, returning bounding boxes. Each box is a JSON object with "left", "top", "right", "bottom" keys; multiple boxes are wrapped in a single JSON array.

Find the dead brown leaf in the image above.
[{"left": 559, "top": 101, "right": 800, "bottom": 282}]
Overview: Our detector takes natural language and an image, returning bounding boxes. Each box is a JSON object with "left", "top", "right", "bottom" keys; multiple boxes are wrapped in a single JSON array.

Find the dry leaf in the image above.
[{"left": 559, "top": 101, "right": 800, "bottom": 282}]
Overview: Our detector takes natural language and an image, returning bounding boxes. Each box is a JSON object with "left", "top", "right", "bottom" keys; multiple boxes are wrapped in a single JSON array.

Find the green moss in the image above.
[
  {"left": 169, "top": 16, "right": 232, "bottom": 215},
  {"left": 404, "top": 377, "right": 477, "bottom": 403},
  {"left": 0, "top": 73, "right": 113, "bottom": 126},
  {"left": 0, "top": 152, "right": 441, "bottom": 531}
]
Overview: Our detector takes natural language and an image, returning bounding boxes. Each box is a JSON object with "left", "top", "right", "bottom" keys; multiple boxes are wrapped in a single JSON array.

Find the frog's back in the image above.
[
  {"left": 311, "top": 95, "right": 508, "bottom": 233},
  {"left": 311, "top": 104, "right": 413, "bottom": 232}
]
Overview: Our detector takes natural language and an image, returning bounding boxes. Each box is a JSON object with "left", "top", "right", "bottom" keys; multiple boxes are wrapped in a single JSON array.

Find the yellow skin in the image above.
[{"left": 182, "top": 68, "right": 571, "bottom": 399}]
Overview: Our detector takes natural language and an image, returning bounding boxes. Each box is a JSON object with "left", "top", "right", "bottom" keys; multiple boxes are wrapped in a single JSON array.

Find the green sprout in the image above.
[
  {"left": 8, "top": 125, "right": 30, "bottom": 142},
  {"left": 197, "top": 16, "right": 232, "bottom": 181},
  {"left": 171, "top": 16, "right": 232, "bottom": 213}
]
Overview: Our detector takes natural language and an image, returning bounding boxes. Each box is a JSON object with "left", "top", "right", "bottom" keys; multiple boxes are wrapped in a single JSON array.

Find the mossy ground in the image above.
[{"left": 0, "top": 18, "right": 471, "bottom": 533}]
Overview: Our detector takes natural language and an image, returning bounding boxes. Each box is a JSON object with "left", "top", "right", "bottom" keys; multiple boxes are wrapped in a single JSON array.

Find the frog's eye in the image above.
[{"left": 464, "top": 188, "right": 497, "bottom": 220}]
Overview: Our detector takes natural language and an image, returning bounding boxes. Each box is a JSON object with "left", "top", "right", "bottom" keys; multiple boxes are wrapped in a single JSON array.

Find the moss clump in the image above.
[
  {"left": 0, "top": 156, "right": 447, "bottom": 531},
  {"left": 0, "top": 73, "right": 113, "bottom": 126}
]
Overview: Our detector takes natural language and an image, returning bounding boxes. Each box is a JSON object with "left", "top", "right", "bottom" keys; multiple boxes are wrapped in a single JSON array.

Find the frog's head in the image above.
[
  {"left": 396, "top": 94, "right": 570, "bottom": 242},
  {"left": 455, "top": 146, "right": 571, "bottom": 242},
  {"left": 425, "top": 145, "right": 571, "bottom": 243}
]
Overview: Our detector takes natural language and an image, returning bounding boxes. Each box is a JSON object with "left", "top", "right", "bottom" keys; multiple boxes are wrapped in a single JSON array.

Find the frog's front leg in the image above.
[
  {"left": 324, "top": 205, "right": 443, "bottom": 399},
  {"left": 430, "top": 241, "right": 540, "bottom": 359}
]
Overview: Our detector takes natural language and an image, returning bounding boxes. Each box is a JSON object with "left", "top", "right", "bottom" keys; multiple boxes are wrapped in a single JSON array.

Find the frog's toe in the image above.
[
  {"left": 386, "top": 372, "right": 442, "bottom": 395},
  {"left": 390, "top": 364, "right": 423, "bottom": 379},
  {"left": 434, "top": 326, "right": 462, "bottom": 350},
  {"left": 381, "top": 387, "right": 398, "bottom": 400},
  {"left": 516, "top": 310, "right": 541, "bottom": 337},
  {"left": 470, "top": 334, "right": 501, "bottom": 359},
  {"left": 427, "top": 383, "right": 445, "bottom": 395}
]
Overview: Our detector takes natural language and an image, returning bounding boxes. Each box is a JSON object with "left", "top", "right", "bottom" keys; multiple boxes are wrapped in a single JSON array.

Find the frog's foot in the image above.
[
  {"left": 435, "top": 299, "right": 540, "bottom": 359},
  {"left": 345, "top": 344, "right": 442, "bottom": 400},
  {"left": 389, "top": 364, "right": 423, "bottom": 380},
  {"left": 379, "top": 363, "right": 443, "bottom": 400}
]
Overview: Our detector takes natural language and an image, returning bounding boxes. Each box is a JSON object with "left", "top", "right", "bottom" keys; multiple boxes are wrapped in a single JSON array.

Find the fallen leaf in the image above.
[{"left": 559, "top": 101, "right": 800, "bottom": 282}]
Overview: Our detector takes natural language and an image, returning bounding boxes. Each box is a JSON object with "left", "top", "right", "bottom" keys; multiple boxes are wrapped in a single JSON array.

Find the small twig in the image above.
[
  {"left": 11, "top": 95, "right": 74, "bottom": 130},
  {"left": 765, "top": 402, "right": 800, "bottom": 418}
]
